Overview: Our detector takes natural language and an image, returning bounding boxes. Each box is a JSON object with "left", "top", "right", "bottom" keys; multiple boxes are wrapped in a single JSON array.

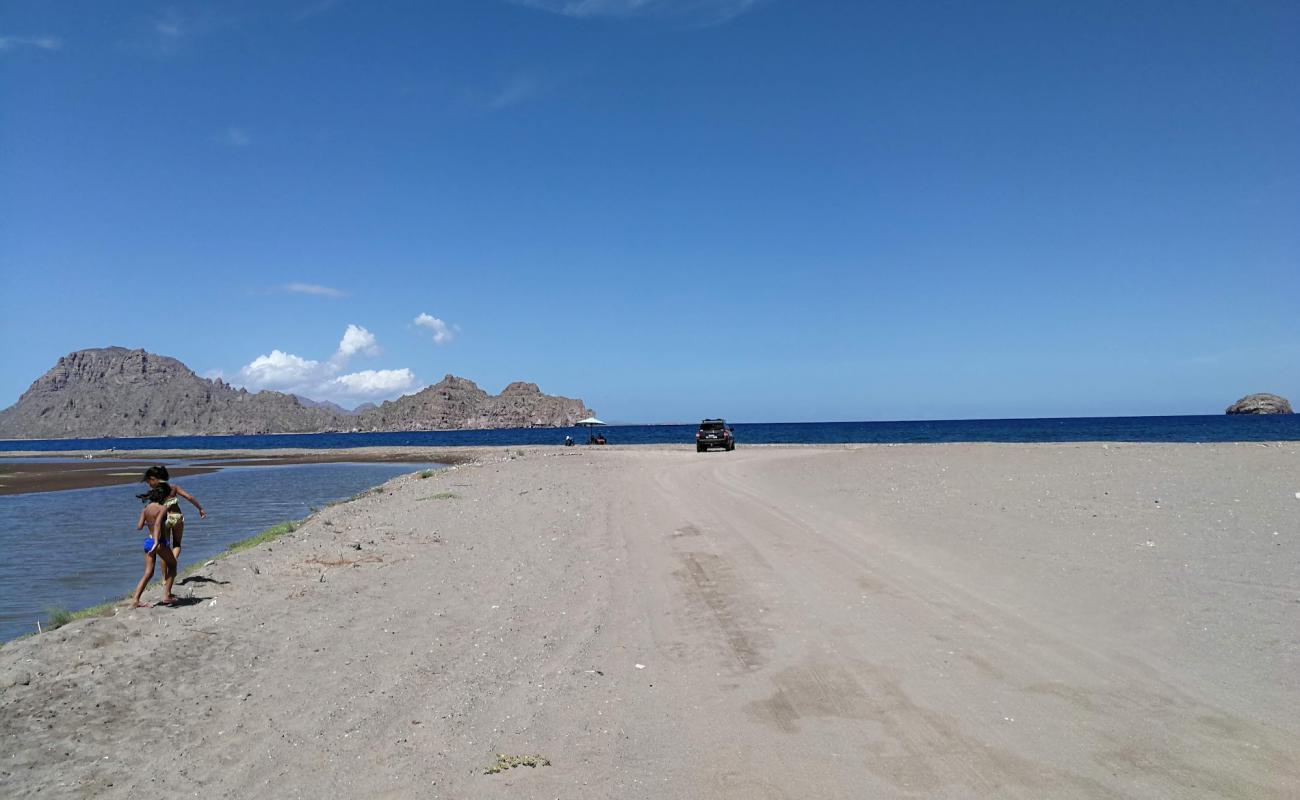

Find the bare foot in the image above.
[
  {"left": 160, "top": 596, "right": 179, "bottom": 606},
  {"left": 133, "top": 601, "right": 154, "bottom": 609}
]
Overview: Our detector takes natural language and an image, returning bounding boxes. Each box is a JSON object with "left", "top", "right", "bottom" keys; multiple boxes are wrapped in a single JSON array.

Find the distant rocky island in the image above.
[
  {"left": 0, "top": 348, "right": 593, "bottom": 439},
  {"left": 1225, "top": 393, "right": 1293, "bottom": 415}
]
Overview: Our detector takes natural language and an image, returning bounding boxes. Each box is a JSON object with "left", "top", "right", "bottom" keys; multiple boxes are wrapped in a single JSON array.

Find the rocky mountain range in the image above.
[{"left": 0, "top": 348, "right": 594, "bottom": 439}]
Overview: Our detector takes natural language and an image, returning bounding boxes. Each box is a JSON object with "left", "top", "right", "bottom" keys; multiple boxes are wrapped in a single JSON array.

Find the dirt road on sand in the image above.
[{"left": 2, "top": 443, "right": 1297, "bottom": 798}]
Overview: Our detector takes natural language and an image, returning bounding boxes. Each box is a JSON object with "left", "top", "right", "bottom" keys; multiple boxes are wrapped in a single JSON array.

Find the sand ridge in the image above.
[{"left": 1, "top": 443, "right": 1297, "bottom": 798}]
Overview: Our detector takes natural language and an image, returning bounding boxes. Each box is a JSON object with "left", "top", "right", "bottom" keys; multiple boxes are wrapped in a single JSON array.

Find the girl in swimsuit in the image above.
[
  {"left": 141, "top": 465, "right": 205, "bottom": 567},
  {"left": 132, "top": 483, "right": 178, "bottom": 607}
]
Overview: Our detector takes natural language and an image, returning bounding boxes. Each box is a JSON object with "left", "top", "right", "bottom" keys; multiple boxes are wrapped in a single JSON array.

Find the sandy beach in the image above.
[{"left": 1, "top": 442, "right": 1297, "bottom": 798}]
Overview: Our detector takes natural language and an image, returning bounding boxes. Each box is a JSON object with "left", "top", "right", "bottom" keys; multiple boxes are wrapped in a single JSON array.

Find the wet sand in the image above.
[
  {"left": 1, "top": 442, "right": 1297, "bottom": 798},
  {"left": 0, "top": 448, "right": 478, "bottom": 495}
]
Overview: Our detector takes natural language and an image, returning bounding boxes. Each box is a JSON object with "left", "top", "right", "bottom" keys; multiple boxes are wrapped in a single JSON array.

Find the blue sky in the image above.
[{"left": 1, "top": 0, "right": 1296, "bottom": 422}]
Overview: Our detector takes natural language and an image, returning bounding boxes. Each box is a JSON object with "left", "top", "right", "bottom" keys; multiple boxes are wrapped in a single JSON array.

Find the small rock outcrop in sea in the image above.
[
  {"left": 0, "top": 348, "right": 594, "bottom": 439},
  {"left": 1224, "top": 393, "right": 1293, "bottom": 415}
]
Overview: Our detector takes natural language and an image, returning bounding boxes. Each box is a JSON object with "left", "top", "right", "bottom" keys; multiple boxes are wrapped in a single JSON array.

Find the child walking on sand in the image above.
[
  {"left": 132, "top": 483, "right": 178, "bottom": 608},
  {"left": 141, "top": 465, "right": 205, "bottom": 565}
]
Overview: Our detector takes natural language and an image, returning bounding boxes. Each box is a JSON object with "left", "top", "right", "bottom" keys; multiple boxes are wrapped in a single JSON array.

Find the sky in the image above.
[{"left": 1, "top": 0, "right": 1296, "bottom": 423}]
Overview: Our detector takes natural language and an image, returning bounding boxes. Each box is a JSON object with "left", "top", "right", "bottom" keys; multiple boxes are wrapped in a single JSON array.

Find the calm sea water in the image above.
[
  {"left": 0, "top": 462, "right": 439, "bottom": 642},
  {"left": 1, "top": 414, "right": 1297, "bottom": 451}
]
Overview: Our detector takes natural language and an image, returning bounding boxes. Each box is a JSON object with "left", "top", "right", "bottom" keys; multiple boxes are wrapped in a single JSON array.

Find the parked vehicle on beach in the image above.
[{"left": 696, "top": 419, "right": 735, "bottom": 452}]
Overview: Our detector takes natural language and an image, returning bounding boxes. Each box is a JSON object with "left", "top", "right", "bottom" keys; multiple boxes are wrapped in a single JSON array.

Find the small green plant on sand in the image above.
[
  {"left": 484, "top": 754, "right": 550, "bottom": 775},
  {"left": 43, "top": 601, "right": 116, "bottom": 631},
  {"left": 221, "top": 520, "right": 299, "bottom": 556},
  {"left": 44, "top": 607, "right": 74, "bottom": 629},
  {"left": 419, "top": 491, "right": 459, "bottom": 501},
  {"left": 418, "top": 470, "right": 435, "bottom": 479}
]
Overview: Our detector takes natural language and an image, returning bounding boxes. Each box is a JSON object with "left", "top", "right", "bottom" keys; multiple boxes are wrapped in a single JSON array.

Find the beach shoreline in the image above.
[
  {"left": 0, "top": 448, "right": 480, "bottom": 495},
  {"left": 2, "top": 442, "right": 1297, "bottom": 798}
]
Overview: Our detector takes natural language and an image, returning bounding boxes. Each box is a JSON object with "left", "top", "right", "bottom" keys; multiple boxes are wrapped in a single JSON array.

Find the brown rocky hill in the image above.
[
  {"left": 0, "top": 348, "right": 593, "bottom": 439},
  {"left": 356, "top": 376, "right": 591, "bottom": 431}
]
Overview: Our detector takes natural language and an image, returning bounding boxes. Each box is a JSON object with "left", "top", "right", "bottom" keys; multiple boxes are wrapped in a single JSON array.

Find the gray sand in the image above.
[{"left": 2, "top": 443, "right": 1297, "bottom": 798}]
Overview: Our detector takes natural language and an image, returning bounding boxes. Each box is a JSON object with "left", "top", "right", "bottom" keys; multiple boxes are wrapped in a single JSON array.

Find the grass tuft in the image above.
[
  {"left": 484, "top": 754, "right": 551, "bottom": 775},
  {"left": 45, "top": 607, "right": 74, "bottom": 629},
  {"left": 219, "top": 520, "right": 299, "bottom": 556},
  {"left": 418, "top": 470, "right": 435, "bottom": 479},
  {"left": 418, "top": 491, "right": 459, "bottom": 501},
  {"left": 42, "top": 600, "right": 117, "bottom": 632}
]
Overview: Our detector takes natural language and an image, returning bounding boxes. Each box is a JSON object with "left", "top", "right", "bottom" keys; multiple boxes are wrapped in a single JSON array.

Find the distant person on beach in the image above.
[
  {"left": 131, "top": 483, "right": 178, "bottom": 608},
  {"left": 141, "top": 465, "right": 205, "bottom": 565}
]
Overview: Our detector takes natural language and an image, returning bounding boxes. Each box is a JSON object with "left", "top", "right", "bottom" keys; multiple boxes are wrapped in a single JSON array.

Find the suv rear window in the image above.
[{"left": 700, "top": 421, "right": 725, "bottom": 430}]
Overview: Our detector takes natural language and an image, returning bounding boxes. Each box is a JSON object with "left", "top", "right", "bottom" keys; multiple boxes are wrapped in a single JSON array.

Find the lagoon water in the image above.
[{"left": 0, "top": 462, "right": 438, "bottom": 641}]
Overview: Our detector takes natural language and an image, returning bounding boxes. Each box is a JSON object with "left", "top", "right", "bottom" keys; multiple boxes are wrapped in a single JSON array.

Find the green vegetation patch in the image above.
[
  {"left": 484, "top": 754, "right": 551, "bottom": 775},
  {"left": 42, "top": 600, "right": 117, "bottom": 631},
  {"left": 419, "top": 491, "right": 459, "bottom": 501},
  {"left": 219, "top": 520, "right": 300, "bottom": 556},
  {"left": 418, "top": 470, "right": 435, "bottom": 479}
]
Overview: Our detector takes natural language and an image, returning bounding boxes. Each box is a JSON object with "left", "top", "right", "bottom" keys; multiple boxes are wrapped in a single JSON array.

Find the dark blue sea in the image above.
[{"left": 2, "top": 414, "right": 1298, "bottom": 451}]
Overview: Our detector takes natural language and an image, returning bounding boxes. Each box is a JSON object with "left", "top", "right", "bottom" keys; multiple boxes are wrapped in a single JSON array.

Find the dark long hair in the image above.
[
  {"left": 142, "top": 465, "right": 170, "bottom": 482},
  {"left": 137, "top": 482, "right": 171, "bottom": 504}
]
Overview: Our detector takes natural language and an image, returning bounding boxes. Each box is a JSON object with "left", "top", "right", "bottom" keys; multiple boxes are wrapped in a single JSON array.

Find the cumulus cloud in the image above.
[
  {"left": 329, "top": 369, "right": 419, "bottom": 396},
  {"left": 509, "top": 0, "right": 760, "bottom": 25},
  {"left": 0, "top": 35, "right": 63, "bottom": 52},
  {"left": 414, "top": 313, "right": 456, "bottom": 345},
  {"left": 237, "top": 324, "right": 420, "bottom": 406},
  {"left": 335, "top": 324, "right": 379, "bottom": 360},
  {"left": 241, "top": 350, "right": 323, "bottom": 388}
]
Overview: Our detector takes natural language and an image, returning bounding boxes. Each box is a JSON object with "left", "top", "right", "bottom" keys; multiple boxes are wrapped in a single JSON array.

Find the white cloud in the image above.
[
  {"left": 296, "top": 0, "right": 347, "bottom": 21},
  {"left": 487, "top": 74, "right": 543, "bottom": 110},
  {"left": 236, "top": 324, "right": 419, "bottom": 406},
  {"left": 154, "top": 11, "right": 185, "bottom": 38},
  {"left": 509, "top": 0, "right": 760, "bottom": 25},
  {"left": 281, "top": 282, "right": 345, "bottom": 298},
  {"left": 221, "top": 126, "right": 251, "bottom": 147},
  {"left": 335, "top": 324, "right": 379, "bottom": 360},
  {"left": 240, "top": 350, "right": 322, "bottom": 389},
  {"left": 329, "top": 369, "right": 419, "bottom": 397},
  {"left": 0, "top": 35, "right": 63, "bottom": 52},
  {"left": 414, "top": 313, "right": 456, "bottom": 344}
]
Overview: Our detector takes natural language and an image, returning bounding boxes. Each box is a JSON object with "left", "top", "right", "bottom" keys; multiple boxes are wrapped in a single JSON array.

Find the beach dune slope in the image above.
[{"left": 2, "top": 443, "right": 1297, "bottom": 798}]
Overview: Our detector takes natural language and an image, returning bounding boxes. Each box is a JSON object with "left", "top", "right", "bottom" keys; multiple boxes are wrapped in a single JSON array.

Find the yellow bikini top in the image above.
[{"left": 164, "top": 497, "right": 179, "bottom": 508}]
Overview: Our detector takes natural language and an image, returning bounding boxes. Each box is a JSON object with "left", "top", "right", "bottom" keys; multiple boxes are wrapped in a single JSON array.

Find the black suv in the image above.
[{"left": 696, "top": 419, "right": 735, "bottom": 452}]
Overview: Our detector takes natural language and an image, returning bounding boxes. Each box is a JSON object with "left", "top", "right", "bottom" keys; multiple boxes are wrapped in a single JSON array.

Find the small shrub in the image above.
[
  {"left": 418, "top": 470, "right": 435, "bottom": 479},
  {"left": 484, "top": 754, "right": 550, "bottom": 775},
  {"left": 45, "top": 607, "right": 74, "bottom": 629}
]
